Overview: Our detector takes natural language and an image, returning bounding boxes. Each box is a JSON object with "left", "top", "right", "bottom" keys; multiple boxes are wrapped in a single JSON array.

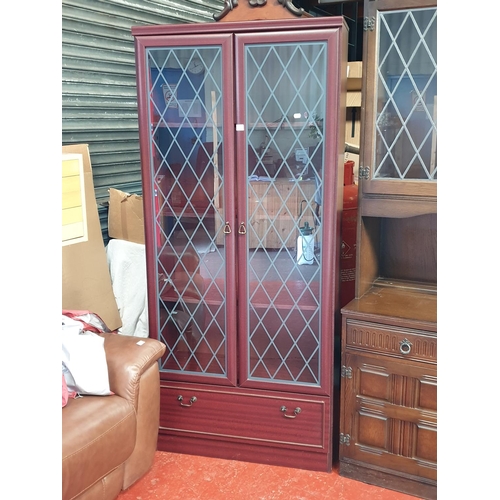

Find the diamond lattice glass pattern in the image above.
[
  {"left": 245, "top": 42, "right": 327, "bottom": 386},
  {"left": 375, "top": 8, "right": 437, "bottom": 180},
  {"left": 147, "top": 46, "right": 228, "bottom": 376}
]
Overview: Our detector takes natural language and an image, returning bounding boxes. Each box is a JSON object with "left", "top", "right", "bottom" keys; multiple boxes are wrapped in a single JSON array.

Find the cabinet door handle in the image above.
[
  {"left": 399, "top": 338, "right": 413, "bottom": 355},
  {"left": 177, "top": 395, "right": 197, "bottom": 407},
  {"left": 223, "top": 222, "right": 232, "bottom": 234},
  {"left": 280, "top": 406, "right": 301, "bottom": 418},
  {"left": 238, "top": 222, "right": 247, "bottom": 234}
]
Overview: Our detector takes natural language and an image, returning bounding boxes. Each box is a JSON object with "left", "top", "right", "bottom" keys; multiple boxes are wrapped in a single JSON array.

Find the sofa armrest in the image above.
[{"left": 102, "top": 333, "right": 166, "bottom": 409}]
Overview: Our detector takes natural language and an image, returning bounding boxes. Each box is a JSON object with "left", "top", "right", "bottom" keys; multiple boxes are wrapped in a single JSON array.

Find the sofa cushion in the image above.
[{"left": 62, "top": 395, "right": 136, "bottom": 500}]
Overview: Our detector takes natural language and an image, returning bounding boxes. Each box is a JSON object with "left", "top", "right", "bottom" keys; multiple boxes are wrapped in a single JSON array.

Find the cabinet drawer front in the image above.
[
  {"left": 160, "top": 385, "right": 328, "bottom": 451},
  {"left": 345, "top": 320, "right": 436, "bottom": 363}
]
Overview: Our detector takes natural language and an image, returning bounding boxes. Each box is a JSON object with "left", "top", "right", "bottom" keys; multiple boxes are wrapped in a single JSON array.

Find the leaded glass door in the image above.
[
  {"left": 140, "top": 35, "right": 237, "bottom": 385},
  {"left": 362, "top": 0, "right": 437, "bottom": 197},
  {"left": 235, "top": 31, "right": 338, "bottom": 394}
]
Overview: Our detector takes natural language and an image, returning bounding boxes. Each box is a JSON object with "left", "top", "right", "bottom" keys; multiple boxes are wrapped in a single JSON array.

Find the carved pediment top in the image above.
[{"left": 214, "top": 0, "right": 304, "bottom": 22}]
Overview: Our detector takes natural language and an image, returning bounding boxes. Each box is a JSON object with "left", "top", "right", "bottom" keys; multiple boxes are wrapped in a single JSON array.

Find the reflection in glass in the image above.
[
  {"left": 375, "top": 8, "right": 437, "bottom": 180},
  {"left": 244, "top": 42, "right": 327, "bottom": 386},
  {"left": 147, "top": 46, "right": 228, "bottom": 377}
]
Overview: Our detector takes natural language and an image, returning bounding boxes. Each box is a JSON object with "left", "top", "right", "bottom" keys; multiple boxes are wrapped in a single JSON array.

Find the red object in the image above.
[
  {"left": 340, "top": 160, "right": 358, "bottom": 309},
  {"left": 62, "top": 310, "right": 113, "bottom": 334}
]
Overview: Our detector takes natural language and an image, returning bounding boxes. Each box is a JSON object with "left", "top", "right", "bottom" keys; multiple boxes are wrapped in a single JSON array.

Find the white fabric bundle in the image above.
[
  {"left": 106, "top": 238, "right": 148, "bottom": 338},
  {"left": 62, "top": 316, "right": 112, "bottom": 396}
]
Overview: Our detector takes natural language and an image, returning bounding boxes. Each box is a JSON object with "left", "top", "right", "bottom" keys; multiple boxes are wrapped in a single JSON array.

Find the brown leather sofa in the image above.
[{"left": 62, "top": 333, "right": 166, "bottom": 500}]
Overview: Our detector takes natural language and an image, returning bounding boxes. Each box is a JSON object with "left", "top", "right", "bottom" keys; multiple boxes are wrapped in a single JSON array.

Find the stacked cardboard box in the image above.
[
  {"left": 344, "top": 61, "right": 362, "bottom": 182},
  {"left": 62, "top": 144, "right": 122, "bottom": 331},
  {"left": 108, "top": 188, "right": 145, "bottom": 245}
]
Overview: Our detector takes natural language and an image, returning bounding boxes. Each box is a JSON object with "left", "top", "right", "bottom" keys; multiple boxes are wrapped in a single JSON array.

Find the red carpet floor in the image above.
[{"left": 117, "top": 451, "right": 423, "bottom": 500}]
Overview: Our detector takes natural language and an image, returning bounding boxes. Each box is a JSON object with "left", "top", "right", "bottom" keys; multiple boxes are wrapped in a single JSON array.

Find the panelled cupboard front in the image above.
[
  {"left": 132, "top": 14, "right": 347, "bottom": 472},
  {"left": 339, "top": 0, "right": 437, "bottom": 498}
]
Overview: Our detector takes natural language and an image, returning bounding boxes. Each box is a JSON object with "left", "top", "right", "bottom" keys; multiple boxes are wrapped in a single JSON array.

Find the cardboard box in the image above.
[
  {"left": 344, "top": 62, "right": 362, "bottom": 183},
  {"left": 346, "top": 91, "right": 361, "bottom": 108},
  {"left": 108, "top": 188, "right": 145, "bottom": 245},
  {"left": 62, "top": 144, "right": 122, "bottom": 331},
  {"left": 346, "top": 61, "right": 362, "bottom": 91}
]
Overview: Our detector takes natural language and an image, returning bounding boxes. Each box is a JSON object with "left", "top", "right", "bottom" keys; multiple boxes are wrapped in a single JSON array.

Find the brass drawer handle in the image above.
[
  {"left": 177, "top": 395, "right": 197, "bottom": 407},
  {"left": 280, "top": 406, "right": 301, "bottom": 419},
  {"left": 238, "top": 222, "right": 247, "bottom": 234},
  {"left": 399, "top": 338, "right": 413, "bottom": 355},
  {"left": 223, "top": 222, "right": 231, "bottom": 234}
]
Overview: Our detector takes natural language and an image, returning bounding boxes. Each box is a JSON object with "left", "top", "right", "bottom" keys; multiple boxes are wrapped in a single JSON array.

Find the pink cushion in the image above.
[{"left": 62, "top": 373, "right": 76, "bottom": 408}]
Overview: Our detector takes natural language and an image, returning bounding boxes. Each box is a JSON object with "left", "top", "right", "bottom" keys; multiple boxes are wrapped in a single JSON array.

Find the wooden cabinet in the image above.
[
  {"left": 339, "top": 1, "right": 437, "bottom": 498},
  {"left": 359, "top": 0, "right": 437, "bottom": 214},
  {"left": 132, "top": 2, "right": 347, "bottom": 472},
  {"left": 340, "top": 287, "right": 437, "bottom": 499}
]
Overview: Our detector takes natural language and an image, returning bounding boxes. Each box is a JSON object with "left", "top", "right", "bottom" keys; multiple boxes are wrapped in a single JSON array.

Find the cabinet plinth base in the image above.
[
  {"left": 339, "top": 459, "right": 436, "bottom": 500},
  {"left": 158, "top": 432, "right": 332, "bottom": 473}
]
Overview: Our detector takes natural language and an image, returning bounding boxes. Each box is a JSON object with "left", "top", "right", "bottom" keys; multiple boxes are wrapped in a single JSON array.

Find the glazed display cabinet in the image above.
[
  {"left": 339, "top": 1, "right": 437, "bottom": 498},
  {"left": 132, "top": 4, "right": 347, "bottom": 472}
]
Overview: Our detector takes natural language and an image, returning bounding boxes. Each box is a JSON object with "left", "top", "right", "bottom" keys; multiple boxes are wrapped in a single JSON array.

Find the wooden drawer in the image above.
[
  {"left": 160, "top": 384, "right": 328, "bottom": 452},
  {"left": 345, "top": 319, "right": 436, "bottom": 364}
]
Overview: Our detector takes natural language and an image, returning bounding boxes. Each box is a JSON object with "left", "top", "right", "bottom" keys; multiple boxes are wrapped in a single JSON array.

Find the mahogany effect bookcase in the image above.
[{"left": 132, "top": 2, "right": 347, "bottom": 472}]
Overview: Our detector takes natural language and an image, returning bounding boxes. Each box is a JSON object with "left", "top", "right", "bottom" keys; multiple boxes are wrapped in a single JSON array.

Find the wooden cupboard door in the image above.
[
  {"left": 340, "top": 350, "right": 437, "bottom": 481},
  {"left": 360, "top": 0, "right": 437, "bottom": 200}
]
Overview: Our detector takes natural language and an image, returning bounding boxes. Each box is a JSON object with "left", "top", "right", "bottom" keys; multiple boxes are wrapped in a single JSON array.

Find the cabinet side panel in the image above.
[{"left": 355, "top": 217, "right": 381, "bottom": 298}]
